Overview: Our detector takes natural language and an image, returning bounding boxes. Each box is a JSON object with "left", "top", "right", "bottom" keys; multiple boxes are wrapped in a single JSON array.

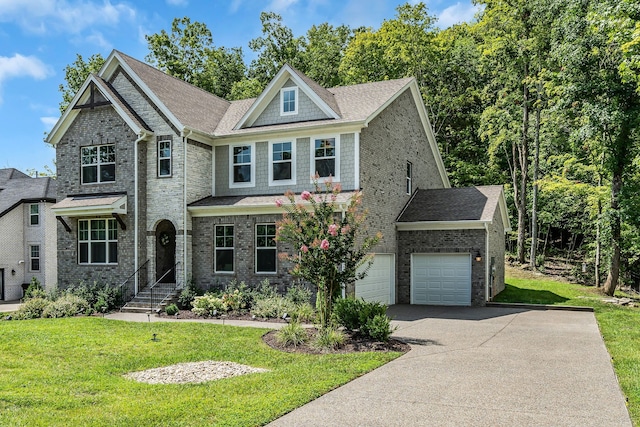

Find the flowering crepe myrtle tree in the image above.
[{"left": 275, "top": 179, "right": 381, "bottom": 329}]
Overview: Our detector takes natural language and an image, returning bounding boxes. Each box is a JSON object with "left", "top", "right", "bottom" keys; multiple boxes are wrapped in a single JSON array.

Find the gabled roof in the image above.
[
  {"left": 396, "top": 186, "right": 511, "bottom": 231},
  {"left": 0, "top": 169, "right": 56, "bottom": 219},
  {"left": 233, "top": 64, "right": 342, "bottom": 130}
]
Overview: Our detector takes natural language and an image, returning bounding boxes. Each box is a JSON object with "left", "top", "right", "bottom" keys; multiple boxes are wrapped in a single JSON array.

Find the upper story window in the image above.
[
  {"left": 255, "top": 224, "right": 277, "bottom": 273},
  {"left": 29, "top": 204, "right": 39, "bottom": 226},
  {"left": 81, "top": 144, "right": 115, "bottom": 184},
  {"left": 214, "top": 225, "right": 234, "bottom": 273},
  {"left": 269, "top": 141, "right": 295, "bottom": 185},
  {"left": 230, "top": 143, "right": 255, "bottom": 187},
  {"left": 158, "top": 139, "right": 172, "bottom": 177},
  {"left": 280, "top": 87, "right": 298, "bottom": 116},
  {"left": 312, "top": 136, "right": 340, "bottom": 182},
  {"left": 30, "top": 245, "right": 40, "bottom": 272},
  {"left": 406, "top": 161, "right": 413, "bottom": 195},
  {"left": 78, "top": 218, "right": 118, "bottom": 265}
]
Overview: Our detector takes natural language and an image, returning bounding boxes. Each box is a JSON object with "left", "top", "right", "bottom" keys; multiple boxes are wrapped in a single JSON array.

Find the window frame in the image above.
[
  {"left": 29, "top": 245, "right": 40, "bottom": 272},
  {"left": 310, "top": 135, "right": 340, "bottom": 183},
  {"left": 255, "top": 223, "right": 277, "bottom": 274},
  {"left": 406, "top": 161, "right": 413, "bottom": 195},
  {"left": 29, "top": 203, "right": 39, "bottom": 226},
  {"left": 214, "top": 225, "right": 235, "bottom": 273},
  {"left": 280, "top": 87, "right": 298, "bottom": 116},
  {"left": 229, "top": 143, "right": 255, "bottom": 188},
  {"left": 158, "top": 138, "right": 172, "bottom": 178},
  {"left": 268, "top": 140, "right": 296, "bottom": 186},
  {"left": 78, "top": 218, "right": 118, "bottom": 265},
  {"left": 81, "top": 144, "right": 116, "bottom": 184}
]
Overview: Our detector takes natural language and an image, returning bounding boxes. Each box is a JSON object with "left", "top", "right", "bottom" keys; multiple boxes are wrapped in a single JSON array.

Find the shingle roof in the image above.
[
  {"left": 115, "top": 50, "right": 230, "bottom": 134},
  {"left": 214, "top": 77, "right": 413, "bottom": 136},
  {"left": 397, "top": 186, "right": 504, "bottom": 223},
  {"left": 189, "top": 191, "right": 358, "bottom": 208},
  {"left": 0, "top": 169, "right": 57, "bottom": 218},
  {"left": 288, "top": 64, "right": 341, "bottom": 117}
]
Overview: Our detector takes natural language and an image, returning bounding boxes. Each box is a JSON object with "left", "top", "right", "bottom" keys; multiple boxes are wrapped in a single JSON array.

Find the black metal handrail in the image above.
[
  {"left": 149, "top": 262, "right": 181, "bottom": 312},
  {"left": 118, "top": 259, "right": 149, "bottom": 308}
]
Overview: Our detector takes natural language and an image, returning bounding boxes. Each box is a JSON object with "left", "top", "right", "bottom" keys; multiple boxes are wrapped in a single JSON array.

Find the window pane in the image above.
[
  {"left": 81, "top": 147, "right": 97, "bottom": 165},
  {"left": 31, "top": 259, "right": 40, "bottom": 271},
  {"left": 31, "top": 246, "right": 40, "bottom": 257},
  {"left": 82, "top": 165, "right": 97, "bottom": 183},
  {"left": 108, "top": 220, "right": 117, "bottom": 240},
  {"left": 257, "top": 236, "right": 266, "bottom": 247},
  {"left": 233, "top": 165, "right": 251, "bottom": 183},
  {"left": 79, "top": 221, "right": 88, "bottom": 240},
  {"left": 257, "top": 249, "right": 276, "bottom": 272},
  {"left": 31, "top": 204, "right": 39, "bottom": 214},
  {"left": 91, "top": 220, "right": 106, "bottom": 240},
  {"left": 256, "top": 224, "right": 265, "bottom": 235},
  {"left": 315, "top": 159, "right": 335, "bottom": 177},
  {"left": 273, "top": 162, "right": 291, "bottom": 181},
  {"left": 233, "top": 146, "right": 251, "bottom": 163},
  {"left": 159, "top": 159, "right": 171, "bottom": 176},
  {"left": 79, "top": 242, "right": 89, "bottom": 263},
  {"left": 100, "top": 145, "right": 115, "bottom": 163},
  {"left": 109, "top": 242, "right": 118, "bottom": 263},
  {"left": 91, "top": 242, "right": 107, "bottom": 263},
  {"left": 100, "top": 163, "right": 115, "bottom": 182},
  {"left": 216, "top": 249, "right": 234, "bottom": 272}
]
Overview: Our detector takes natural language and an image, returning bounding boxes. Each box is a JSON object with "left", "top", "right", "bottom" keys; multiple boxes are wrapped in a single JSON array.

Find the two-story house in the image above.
[
  {"left": 0, "top": 168, "right": 57, "bottom": 300},
  {"left": 47, "top": 50, "right": 509, "bottom": 307}
]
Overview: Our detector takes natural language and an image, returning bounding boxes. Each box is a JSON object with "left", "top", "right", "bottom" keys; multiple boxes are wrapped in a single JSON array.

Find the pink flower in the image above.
[
  {"left": 341, "top": 225, "right": 351, "bottom": 235},
  {"left": 300, "top": 244, "right": 309, "bottom": 253},
  {"left": 328, "top": 224, "right": 338, "bottom": 236},
  {"left": 320, "top": 239, "right": 330, "bottom": 250},
  {"left": 275, "top": 199, "right": 283, "bottom": 207},
  {"left": 301, "top": 191, "right": 311, "bottom": 201}
]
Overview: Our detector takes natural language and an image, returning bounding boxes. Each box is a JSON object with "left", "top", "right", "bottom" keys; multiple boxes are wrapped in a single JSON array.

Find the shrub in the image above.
[
  {"left": 191, "top": 294, "right": 224, "bottom": 316},
  {"left": 362, "top": 314, "right": 396, "bottom": 342},
  {"left": 224, "top": 280, "right": 253, "bottom": 309},
  {"left": 23, "top": 278, "right": 45, "bottom": 300},
  {"left": 333, "top": 297, "right": 364, "bottom": 331},
  {"left": 221, "top": 289, "right": 246, "bottom": 312},
  {"left": 165, "top": 303, "right": 179, "bottom": 316},
  {"left": 178, "top": 281, "right": 203, "bottom": 309},
  {"left": 275, "top": 322, "right": 308, "bottom": 347},
  {"left": 14, "top": 297, "right": 50, "bottom": 320},
  {"left": 291, "top": 302, "right": 315, "bottom": 323},
  {"left": 42, "top": 295, "right": 90, "bottom": 318},
  {"left": 285, "top": 283, "right": 312, "bottom": 305},
  {"left": 311, "top": 327, "right": 345, "bottom": 351},
  {"left": 251, "top": 296, "right": 295, "bottom": 319},
  {"left": 65, "top": 281, "right": 120, "bottom": 312}
]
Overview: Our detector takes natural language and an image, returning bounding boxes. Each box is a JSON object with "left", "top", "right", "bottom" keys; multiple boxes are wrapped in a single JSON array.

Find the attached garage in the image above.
[
  {"left": 355, "top": 254, "right": 395, "bottom": 305},
  {"left": 411, "top": 254, "right": 471, "bottom": 306}
]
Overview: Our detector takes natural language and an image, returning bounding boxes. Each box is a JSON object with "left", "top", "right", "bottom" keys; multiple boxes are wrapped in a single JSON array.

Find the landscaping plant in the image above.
[{"left": 276, "top": 178, "right": 381, "bottom": 329}]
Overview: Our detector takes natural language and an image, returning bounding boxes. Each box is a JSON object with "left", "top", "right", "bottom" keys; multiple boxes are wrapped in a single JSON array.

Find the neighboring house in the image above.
[
  {"left": 47, "top": 49, "right": 510, "bottom": 307},
  {"left": 0, "top": 168, "right": 57, "bottom": 300}
]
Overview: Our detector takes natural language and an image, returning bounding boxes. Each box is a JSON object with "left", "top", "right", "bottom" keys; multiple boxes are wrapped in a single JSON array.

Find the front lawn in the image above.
[
  {"left": 0, "top": 317, "right": 401, "bottom": 426},
  {"left": 497, "top": 269, "right": 640, "bottom": 425}
]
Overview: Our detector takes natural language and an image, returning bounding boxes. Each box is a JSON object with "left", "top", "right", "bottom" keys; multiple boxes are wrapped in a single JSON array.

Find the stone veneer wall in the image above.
[
  {"left": 192, "top": 214, "right": 296, "bottom": 291},
  {"left": 397, "top": 229, "right": 487, "bottom": 306},
  {"left": 487, "top": 208, "right": 506, "bottom": 299},
  {"left": 56, "top": 106, "right": 137, "bottom": 287}
]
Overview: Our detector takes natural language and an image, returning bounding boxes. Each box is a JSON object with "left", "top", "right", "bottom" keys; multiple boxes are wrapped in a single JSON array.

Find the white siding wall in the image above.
[{"left": 0, "top": 207, "right": 25, "bottom": 300}]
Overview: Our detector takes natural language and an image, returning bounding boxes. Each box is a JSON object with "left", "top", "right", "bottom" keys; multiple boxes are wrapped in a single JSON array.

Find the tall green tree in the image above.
[
  {"left": 58, "top": 53, "right": 105, "bottom": 113},
  {"left": 300, "top": 23, "right": 352, "bottom": 88}
]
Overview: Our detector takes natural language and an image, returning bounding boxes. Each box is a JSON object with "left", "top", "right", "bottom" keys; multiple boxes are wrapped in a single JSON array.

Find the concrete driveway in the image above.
[{"left": 269, "top": 305, "right": 631, "bottom": 427}]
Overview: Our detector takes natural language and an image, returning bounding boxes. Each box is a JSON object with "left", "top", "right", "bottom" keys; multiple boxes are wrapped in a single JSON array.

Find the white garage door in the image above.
[
  {"left": 355, "top": 254, "right": 395, "bottom": 305},
  {"left": 411, "top": 254, "right": 471, "bottom": 306}
]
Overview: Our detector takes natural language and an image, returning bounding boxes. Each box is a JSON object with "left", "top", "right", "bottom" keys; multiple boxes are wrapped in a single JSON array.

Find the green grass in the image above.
[
  {"left": 0, "top": 318, "right": 401, "bottom": 426},
  {"left": 498, "top": 270, "right": 640, "bottom": 425}
]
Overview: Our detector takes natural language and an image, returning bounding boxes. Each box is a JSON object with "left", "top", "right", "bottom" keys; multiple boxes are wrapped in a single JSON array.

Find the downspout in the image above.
[
  {"left": 484, "top": 222, "right": 490, "bottom": 302},
  {"left": 354, "top": 132, "right": 360, "bottom": 189},
  {"left": 133, "top": 131, "right": 149, "bottom": 295},
  {"left": 182, "top": 129, "right": 193, "bottom": 287}
]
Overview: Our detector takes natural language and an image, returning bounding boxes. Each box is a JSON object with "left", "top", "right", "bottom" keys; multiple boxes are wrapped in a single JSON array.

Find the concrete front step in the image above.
[{"left": 121, "top": 284, "right": 180, "bottom": 313}]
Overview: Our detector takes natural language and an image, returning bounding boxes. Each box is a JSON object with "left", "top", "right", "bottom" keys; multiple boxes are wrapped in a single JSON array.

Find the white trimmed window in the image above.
[
  {"left": 280, "top": 87, "right": 298, "bottom": 116},
  {"left": 312, "top": 136, "right": 340, "bottom": 182},
  {"left": 214, "top": 225, "right": 234, "bottom": 273},
  {"left": 29, "top": 204, "right": 39, "bottom": 226},
  {"left": 269, "top": 141, "right": 295, "bottom": 185},
  {"left": 81, "top": 144, "right": 115, "bottom": 184},
  {"left": 158, "top": 139, "right": 172, "bottom": 177},
  {"left": 406, "top": 161, "right": 413, "bottom": 195},
  {"left": 255, "top": 224, "right": 277, "bottom": 273},
  {"left": 229, "top": 143, "right": 255, "bottom": 187},
  {"left": 78, "top": 218, "right": 118, "bottom": 264},
  {"left": 29, "top": 245, "right": 40, "bottom": 272}
]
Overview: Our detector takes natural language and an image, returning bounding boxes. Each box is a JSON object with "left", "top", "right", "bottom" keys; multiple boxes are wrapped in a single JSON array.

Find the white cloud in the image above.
[
  {"left": 267, "top": 0, "right": 299, "bottom": 13},
  {"left": 436, "top": 2, "right": 482, "bottom": 28},
  {"left": 40, "top": 116, "right": 59, "bottom": 130},
  {"left": 0, "top": 54, "right": 52, "bottom": 103},
  {"left": 0, "top": 0, "right": 137, "bottom": 35}
]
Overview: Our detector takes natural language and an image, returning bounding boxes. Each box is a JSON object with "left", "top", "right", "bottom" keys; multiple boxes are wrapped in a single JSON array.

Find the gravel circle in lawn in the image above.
[{"left": 124, "top": 361, "right": 269, "bottom": 384}]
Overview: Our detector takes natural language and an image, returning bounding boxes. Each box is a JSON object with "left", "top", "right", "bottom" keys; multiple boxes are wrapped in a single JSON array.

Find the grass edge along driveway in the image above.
[
  {"left": 0, "top": 318, "right": 401, "bottom": 426},
  {"left": 496, "top": 271, "right": 640, "bottom": 426}
]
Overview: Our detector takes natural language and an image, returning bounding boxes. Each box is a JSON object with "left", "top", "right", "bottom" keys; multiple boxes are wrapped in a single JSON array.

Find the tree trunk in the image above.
[
  {"left": 595, "top": 164, "right": 603, "bottom": 288},
  {"left": 529, "top": 90, "right": 541, "bottom": 270},
  {"left": 603, "top": 170, "right": 622, "bottom": 296},
  {"left": 516, "top": 62, "right": 530, "bottom": 264}
]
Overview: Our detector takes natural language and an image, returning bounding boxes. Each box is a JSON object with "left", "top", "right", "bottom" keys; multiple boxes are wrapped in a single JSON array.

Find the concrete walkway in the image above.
[
  {"left": 269, "top": 305, "right": 631, "bottom": 427},
  {"left": 0, "top": 301, "right": 21, "bottom": 313}
]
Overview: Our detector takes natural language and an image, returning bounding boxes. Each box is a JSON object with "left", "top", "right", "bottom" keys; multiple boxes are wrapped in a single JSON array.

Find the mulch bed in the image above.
[{"left": 158, "top": 310, "right": 411, "bottom": 354}]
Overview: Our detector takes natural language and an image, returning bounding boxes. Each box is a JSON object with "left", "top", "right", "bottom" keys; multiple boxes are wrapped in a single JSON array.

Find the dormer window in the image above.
[{"left": 280, "top": 87, "right": 298, "bottom": 116}]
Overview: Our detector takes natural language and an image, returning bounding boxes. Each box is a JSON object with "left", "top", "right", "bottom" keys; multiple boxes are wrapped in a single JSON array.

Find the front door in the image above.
[{"left": 155, "top": 220, "right": 176, "bottom": 283}]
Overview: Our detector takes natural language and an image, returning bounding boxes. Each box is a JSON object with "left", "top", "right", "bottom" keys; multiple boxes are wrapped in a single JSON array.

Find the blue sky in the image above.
[{"left": 0, "top": 0, "right": 480, "bottom": 175}]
